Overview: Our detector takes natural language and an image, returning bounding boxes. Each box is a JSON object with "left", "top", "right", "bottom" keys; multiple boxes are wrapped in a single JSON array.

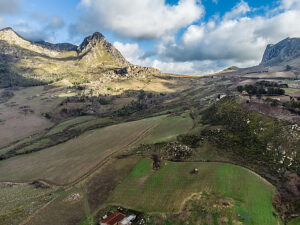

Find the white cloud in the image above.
[
  {"left": 182, "top": 25, "right": 205, "bottom": 45},
  {"left": 281, "top": 0, "right": 300, "bottom": 9},
  {"left": 0, "top": 0, "right": 20, "bottom": 14},
  {"left": 113, "top": 0, "right": 300, "bottom": 76},
  {"left": 223, "top": 0, "right": 250, "bottom": 20},
  {"left": 74, "top": 0, "right": 204, "bottom": 40},
  {"left": 113, "top": 42, "right": 145, "bottom": 64},
  {"left": 158, "top": 0, "right": 300, "bottom": 68},
  {"left": 114, "top": 40, "right": 233, "bottom": 75}
]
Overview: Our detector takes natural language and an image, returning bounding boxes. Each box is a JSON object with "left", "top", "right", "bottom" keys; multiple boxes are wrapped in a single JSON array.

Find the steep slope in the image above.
[
  {"left": 0, "top": 27, "right": 75, "bottom": 58},
  {"left": 261, "top": 37, "right": 300, "bottom": 66},
  {"left": 0, "top": 28, "right": 155, "bottom": 88},
  {"left": 34, "top": 40, "right": 77, "bottom": 52},
  {"left": 77, "top": 32, "right": 130, "bottom": 68}
]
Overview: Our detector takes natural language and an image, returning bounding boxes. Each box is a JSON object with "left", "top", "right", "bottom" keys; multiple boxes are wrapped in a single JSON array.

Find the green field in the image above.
[
  {"left": 46, "top": 116, "right": 96, "bottom": 136},
  {"left": 0, "top": 116, "right": 166, "bottom": 185},
  {"left": 108, "top": 158, "right": 282, "bottom": 225},
  {"left": 288, "top": 218, "right": 300, "bottom": 225},
  {"left": 283, "top": 88, "right": 300, "bottom": 94},
  {"left": 135, "top": 113, "right": 194, "bottom": 145}
]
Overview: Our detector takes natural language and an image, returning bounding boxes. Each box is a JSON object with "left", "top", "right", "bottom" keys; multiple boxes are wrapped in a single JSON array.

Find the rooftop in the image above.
[{"left": 100, "top": 212, "right": 126, "bottom": 225}]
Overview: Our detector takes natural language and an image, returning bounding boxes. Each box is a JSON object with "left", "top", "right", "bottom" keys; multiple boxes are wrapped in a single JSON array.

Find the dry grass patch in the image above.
[{"left": 0, "top": 116, "right": 166, "bottom": 185}]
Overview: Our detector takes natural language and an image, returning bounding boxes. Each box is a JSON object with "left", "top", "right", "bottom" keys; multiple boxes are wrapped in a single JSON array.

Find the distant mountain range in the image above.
[
  {"left": 0, "top": 27, "right": 160, "bottom": 88},
  {"left": 261, "top": 37, "right": 300, "bottom": 67},
  {"left": 0, "top": 27, "right": 129, "bottom": 66},
  {"left": 0, "top": 27, "right": 300, "bottom": 88}
]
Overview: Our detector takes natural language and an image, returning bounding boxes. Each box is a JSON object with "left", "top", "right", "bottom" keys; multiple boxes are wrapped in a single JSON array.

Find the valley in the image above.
[{"left": 0, "top": 27, "right": 300, "bottom": 225}]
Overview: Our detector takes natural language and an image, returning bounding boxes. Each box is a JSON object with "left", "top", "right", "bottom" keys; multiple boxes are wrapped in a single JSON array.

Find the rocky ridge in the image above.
[
  {"left": 0, "top": 27, "right": 161, "bottom": 87},
  {"left": 261, "top": 38, "right": 300, "bottom": 66}
]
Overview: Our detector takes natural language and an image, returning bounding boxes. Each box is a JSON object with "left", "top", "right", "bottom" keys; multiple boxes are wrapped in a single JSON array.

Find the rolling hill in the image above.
[
  {"left": 0, "top": 28, "right": 300, "bottom": 225},
  {"left": 0, "top": 27, "right": 160, "bottom": 88}
]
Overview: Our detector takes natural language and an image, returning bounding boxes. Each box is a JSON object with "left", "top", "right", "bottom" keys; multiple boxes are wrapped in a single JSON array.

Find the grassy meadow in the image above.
[
  {"left": 288, "top": 218, "right": 300, "bottom": 225},
  {"left": 107, "top": 158, "right": 282, "bottom": 225},
  {"left": 0, "top": 183, "right": 56, "bottom": 225},
  {"left": 135, "top": 112, "right": 194, "bottom": 145}
]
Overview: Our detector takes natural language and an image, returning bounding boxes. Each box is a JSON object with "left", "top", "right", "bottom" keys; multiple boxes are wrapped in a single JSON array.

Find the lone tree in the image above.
[
  {"left": 286, "top": 65, "right": 292, "bottom": 71},
  {"left": 152, "top": 154, "right": 161, "bottom": 170}
]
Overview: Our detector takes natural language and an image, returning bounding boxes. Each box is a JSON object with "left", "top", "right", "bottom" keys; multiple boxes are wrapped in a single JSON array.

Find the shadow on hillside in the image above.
[{"left": 0, "top": 55, "right": 48, "bottom": 88}]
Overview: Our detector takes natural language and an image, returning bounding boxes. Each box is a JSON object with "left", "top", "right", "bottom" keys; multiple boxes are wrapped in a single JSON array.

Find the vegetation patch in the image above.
[
  {"left": 0, "top": 116, "right": 166, "bottom": 185},
  {"left": 107, "top": 158, "right": 282, "bottom": 225},
  {"left": 135, "top": 112, "right": 194, "bottom": 145},
  {"left": 0, "top": 183, "right": 56, "bottom": 225}
]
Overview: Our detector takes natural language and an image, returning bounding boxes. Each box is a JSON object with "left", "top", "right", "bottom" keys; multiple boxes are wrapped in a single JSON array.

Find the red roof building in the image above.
[{"left": 100, "top": 212, "right": 126, "bottom": 225}]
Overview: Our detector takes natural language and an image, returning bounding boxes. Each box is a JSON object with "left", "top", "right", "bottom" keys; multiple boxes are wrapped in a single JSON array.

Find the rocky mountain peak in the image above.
[
  {"left": 0, "top": 27, "right": 14, "bottom": 32},
  {"left": 0, "top": 27, "right": 28, "bottom": 44},
  {"left": 261, "top": 37, "right": 300, "bottom": 65},
  {"left": 77, "top": 32, "right": 106, "bottom": 52},
  {"left": 78, "top": 32, "right": 130, "bottom": 67}
]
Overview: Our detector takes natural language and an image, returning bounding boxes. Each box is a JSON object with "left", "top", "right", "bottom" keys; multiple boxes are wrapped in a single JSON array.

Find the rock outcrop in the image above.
[
  {"left": 77, "top": 32, "right": 130, "bottom": 67},
  {"left": 261, "top": 38, "right": 300, "bottom": 66},
  {"left": 0, "top": 27, "right": 161, "bottom": 87}
]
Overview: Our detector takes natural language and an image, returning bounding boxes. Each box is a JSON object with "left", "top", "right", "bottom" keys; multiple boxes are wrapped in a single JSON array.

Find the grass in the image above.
[
  {"left": 0, "top": 116, "right": 166, "bottom": 185},
  {"left": 107, "top": 158, "right": 282, "bottom": 225},
  {"left": 0, "top": 183, "right": 55, "bottom": 225},
  {"left": 283, "top": 88, "right": 300, "bottom": 94},
  {"left": 25, "top": 156, "right": 141, "bottom": 225},
  {"left": 135, "top": 113, "right": 193, "bottom": 145},
  {"left": 288, "top": 218, "right": 300, "bottom": 225},
  {"left": 47, "top": 116, "right": 96, "bottom": 136}
]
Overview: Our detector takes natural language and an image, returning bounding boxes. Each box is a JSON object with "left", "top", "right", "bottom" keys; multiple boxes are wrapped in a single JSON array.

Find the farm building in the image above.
[
  {"left": 100, "top": 212, "right": 136, "bottom": 225},
  {"left": 119, "top": 215, "right": 136, "bottom": 225},
  {"left": 100, "top": 212, "right": 125, "bottom": 225},
  {"left": 242, "top": 90, "right": 249, "bottom": 95}
]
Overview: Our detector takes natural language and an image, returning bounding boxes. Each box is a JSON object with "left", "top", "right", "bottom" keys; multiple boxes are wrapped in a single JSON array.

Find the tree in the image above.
[
  {"left": 256, "top": 94, "right": 262, "bottom": 101},
  {"left": 286, "top": 65, "right": 292, "bottom": 71},
  {"left": 237, "top": 86, "right": 244, "bottom": 92},
  {"left": 138, "top": 90, "right": 146, "bottom": 101}
]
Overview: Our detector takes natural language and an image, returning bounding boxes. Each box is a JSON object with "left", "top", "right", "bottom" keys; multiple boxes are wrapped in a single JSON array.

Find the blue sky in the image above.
[{"left": 0, "top": 0, "right": 300, "bottom": 75}]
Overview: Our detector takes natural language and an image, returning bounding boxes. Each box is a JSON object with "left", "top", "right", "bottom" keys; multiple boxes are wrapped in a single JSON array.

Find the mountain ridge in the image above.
[
  {"left": 260, "top": 37, "right": 300, "bottom": 66},
  {"left": 0, "top": 27, "right": 161, "bottom": 88}
]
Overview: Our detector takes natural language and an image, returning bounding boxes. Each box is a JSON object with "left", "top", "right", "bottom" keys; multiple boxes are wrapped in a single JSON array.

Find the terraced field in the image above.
[
  {"left": 135, "top": 112, "right": 194, "bottom": 145},
  {"left": 108, "top": 158, "right": 282, "bottom": 225},
  {"left": 0, "top": 116, "right": 166, "bottom": 185}
]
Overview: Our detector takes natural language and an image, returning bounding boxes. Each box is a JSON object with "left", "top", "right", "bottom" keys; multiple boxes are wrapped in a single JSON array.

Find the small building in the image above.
[
  {"left": 100, "top": 212, "right": 126, "bottom": 225},
  {"left": 242, "top": 90, "right": 249, "bottom": 96},
  {"left": 119, "top": 215, "right": 136, "bottom": 225}
]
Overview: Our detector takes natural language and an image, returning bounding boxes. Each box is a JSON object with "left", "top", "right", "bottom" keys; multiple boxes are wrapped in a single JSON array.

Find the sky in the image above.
[{"left": 0, "top": 0, "right": 300, "bottom": 75}]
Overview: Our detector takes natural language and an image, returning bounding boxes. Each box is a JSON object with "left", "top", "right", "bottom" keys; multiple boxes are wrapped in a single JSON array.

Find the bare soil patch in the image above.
[{"left": 241, "top": 101, "right": 300, "bottom": 124}]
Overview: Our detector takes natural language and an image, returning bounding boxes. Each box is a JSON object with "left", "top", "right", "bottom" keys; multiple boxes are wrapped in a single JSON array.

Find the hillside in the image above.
[
  {"left": 261, "top": 37, "right": 300, "bottom": 67},
  {"left": 0, "top": 29, "right": 300, "bottom": 225},
  {"left": 0, "top": 27, "right": 160, "bottom": 88}
]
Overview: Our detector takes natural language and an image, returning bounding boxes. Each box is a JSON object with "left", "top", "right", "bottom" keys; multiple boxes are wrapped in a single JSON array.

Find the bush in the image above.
[
  {"left": 286, "top": 65, "right": 292, "bottom": 71},
  {"left": 237, "top": 81, "right": 285, "bottom": 96},
  {"left": 98, "top": 98, "right": 109, "bottom": 105}
]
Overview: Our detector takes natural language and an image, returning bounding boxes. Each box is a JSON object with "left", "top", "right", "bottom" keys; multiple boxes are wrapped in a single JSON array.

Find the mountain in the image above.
[
  {"left": 260, "top": 37, "right": 300, "bottom": 66},
  {"left": 77, "top": 32, "right": 129, "bottom": 67},
  {"left": 0, "top": 27, "right": 158, "bottom": 88},
  {"left": 34, "top": 40, "right": 78, "bottom": 52}
]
